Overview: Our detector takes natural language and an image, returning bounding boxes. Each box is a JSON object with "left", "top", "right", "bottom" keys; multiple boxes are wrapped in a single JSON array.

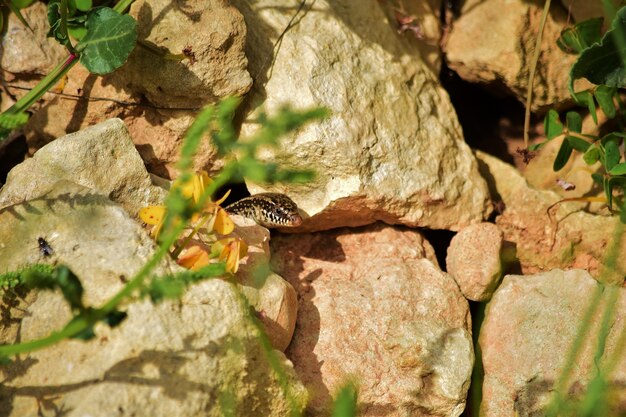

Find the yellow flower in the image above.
[
  {"left": 138, "top": 205, "right": 167, "bottom": 239},
  {"left": 181, "top": 171, "right": 234, "bottom": 235},
  {"left": 212, "top": 237, "right": 248, "bottom": 274},
  {"left": 177, "top": 242, "right": 211, "bottom": 271}
]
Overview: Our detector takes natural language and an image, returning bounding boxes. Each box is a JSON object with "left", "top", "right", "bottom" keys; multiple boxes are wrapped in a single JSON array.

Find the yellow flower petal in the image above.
[
  {"left": 213, "top": 208, "right": 234, "bottom": 235},
  {"left": 213, "top": 237, "right": 248, "bottom": 274},
  {"left": 139, "top": 206, "right": 167, "bottom": 225},
  {"left": 177, "top": 244, "right": 210, "bottom": 271}
]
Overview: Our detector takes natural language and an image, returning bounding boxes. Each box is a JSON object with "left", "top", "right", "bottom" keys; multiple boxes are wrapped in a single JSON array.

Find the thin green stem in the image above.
[
  {"left": 59, "top": 0, "right": 76, "bottom": 55},
  {"left": 113, "top": 0, "right": 135, "bottom": 14},
  {"left": 524, "top": 0, "right": 552, "bottom": 148}
]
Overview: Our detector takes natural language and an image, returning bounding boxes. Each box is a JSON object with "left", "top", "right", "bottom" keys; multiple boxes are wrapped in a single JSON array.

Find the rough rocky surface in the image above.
[
  {"left": 0, "top": 181, "right": 307, "bottom": 417},
  {"left": 0, "top": 118, "right": 167, "bottom": 217},
  {"left": 228, "top": 215, "right": 298, "bottom": 352},
  {"left": 0, "top": 2, "right": 67, "bottom": 76},
  {"left": 271, "top": 223, "right": 473, "bottom": 417},
  {"left": 444, "top": 0, "right": 581, "bottom": 111},
  {"left": 476, "top": 150, "right": 625, "bottom": 280},
  {"left": 20, "top": 0, "right": 251, "bottom": 177},
  {"left": 480, "top": 269, "right": 626, "bottom": 417},
  {"left": 446, "top": 223, "right": 503, "bottom": 301},
  {"left": 121, "top": 0, "right": 252, "bottom": 109},
  {"left": 236, "top": 0, "right": 491, "bottom": 232}
]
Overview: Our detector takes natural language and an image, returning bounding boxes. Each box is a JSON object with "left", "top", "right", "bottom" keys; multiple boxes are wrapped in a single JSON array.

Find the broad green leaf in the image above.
[
  {"left": 0, "top": 111, "right": 29, "bottom": 130},
  {"left": 570, "top": 7, "right": 626, "bottom": 89},
  {"left": 604, "top": 140, "right": 621, "bottom": 171},
  {"left": 567, "top": 136, "right": 591, "bottom": 152},
  {"left": 572, "top": 90, "right": 598, "bottom": 124},
  {"left": 557, "top": 17, "right": 603, "bottom": 54},
  {"left": 103, "top": 310, "right": 127, "bottom": 327},
  {"left": 565, "top": 111, "right": 582, "bottom": 133},
  {"left": 601, "top": 132, "right": 626, "bottom": 146},
  {"left": 47, "top": 0, "right": 69, "bottom": 47},
  {"left": 554, "top": 139, "right": 574, "bottom": 171},
  {"left": 76, "top": 7, "right": 137, "bottom": 75},
  {"left": 70, "top": 0, "right": 91, "bottom": 12},
  {"left": 594, "top": 85, "right": 617, "bottom": 118},
  {"left": 544, "top": 109, "right": 564, "bottom": 140},
  {"left": 528, "top": 142, "right": 546, "bottom": 151},
  {"left": 609, "top": 162, "right": 626, "bottom": 175},
  {"left": 583, "top": 144, "right": 601, "bottom": 165}
]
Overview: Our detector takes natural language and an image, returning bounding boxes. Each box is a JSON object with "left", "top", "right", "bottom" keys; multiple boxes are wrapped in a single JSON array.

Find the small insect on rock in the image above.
[{"left": 38, "top": 237, "right": 54, "bottom": 257}]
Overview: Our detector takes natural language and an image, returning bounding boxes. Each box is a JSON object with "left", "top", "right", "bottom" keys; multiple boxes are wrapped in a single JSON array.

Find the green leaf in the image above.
[
  {"left": 0, "top": 111, "right": 29, "bottom": 130},
  {"left": 604, "top": 140, "right": 621, "bottom": 171},
  {"left": 553, "top": 139, "right": 573, "bottom": 171},
  {"left": 528, "top": 142, "right": 546, "bottom": 151},
  {"left": 565, "top": 111, "right": 582, "bottom": 133},
  {"left": 23, "top": 265, "right": 85, "bottom": 312},
  {"left": 567, "top": 136, "right": 591, "bottom": 152},
  {"left": 583, "top": 144, "right": 601, "bottom": 165},
  {"left": 68, "top": 25, "right": 87, "bottom": 40},
  {"left": 47, "top": 0, "right": 69, "bottom": 46},
  {"left": 544, "top": 109, "right": 564, "bottom": 140},
  {"left": 572, "top": 90, "right": 598, "bottom": 124},
  {"left": 594, "top": 85, "right": 617, "bottom": 118},
  {"left": 70, "top": 0, "right": 91, "bottom": 12},
  {"left": 570, "top": 7, "right": 626, "bottom": 88},
  {"left": 609, "top": 162, "right": 626, "bottom": 175},
  {"left": 332, "top": 381, "right": 359, "bottom": 417},
  {"left": 557, "top": 17, "right": 603, "bottom": 54},
  {"left": 76, "top": 7, "right": 137, "bottom": 75}
]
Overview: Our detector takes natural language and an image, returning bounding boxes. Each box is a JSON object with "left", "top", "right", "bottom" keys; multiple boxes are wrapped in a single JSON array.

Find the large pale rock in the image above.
[
  {"left": 446, "top": 222, "right": 503, "bottom": 301},
  {"left": 0, "top": 118, "right": 167, "bottom": 217},
  {"left": 476, "top": 150, "right": 626, "bottom": 281},
  {"left": 121, "top": 0, "right": 252, "bottom": 109},
  {"left": 228, "top": 215, "right": 298, "bottom": 352},
  {"left": 0, "top": 2, "right": 66, "bottom": 75},
  {"left": 0, "top": 181, "right": 307, "bottom": 417},
  {"left": 445, "top": 0, "right": 579, "bottom": 111},
  {"left": 236, "top": 0, "right": 491, "bottom": 232},
  {"left": 480, "top": 269, "right": 626, "bottom": 417},
  {"left": 271, "top": 223, "right": 473, "bottom": 416},
  {"left": 22, "top": 0, "right": 251, "bottom": 177}
]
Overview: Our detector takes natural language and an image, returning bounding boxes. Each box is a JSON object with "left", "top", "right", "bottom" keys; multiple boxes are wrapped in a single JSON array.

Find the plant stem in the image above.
[
  {"left": 523, "top": 0, "right": 552, "bottom": 149},
  {"left": 113, "top": 0, "right": 135, "bottom": 14},
  {"left": 4, "top": 53, "right": 78, "bottom": 115},
  {"left": 60, "top": 0, "right": 77, "bottom": 55}
]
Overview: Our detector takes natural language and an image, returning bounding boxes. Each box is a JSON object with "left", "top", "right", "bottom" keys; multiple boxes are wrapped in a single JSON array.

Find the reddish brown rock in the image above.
[
  {"left": 481, "top": 269, "right": 626, "bottom": 417},
  {"left": 476, "top": 150, "right": 626, "bottom": 281},
  {"left": 446, "top": 222, "right": 503, "bottom": 301},
  {"left": 271, "top": 223, "right": 473, "bottom": 417}
]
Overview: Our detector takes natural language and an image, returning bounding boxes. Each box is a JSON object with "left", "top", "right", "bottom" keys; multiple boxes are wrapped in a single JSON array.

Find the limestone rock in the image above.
[
  {"left": 0, "top": 2, "right": 66, "bottom": 75},
  {"left": 0, "top": 181, "right": 307, "bottom": 416},
  {"left": 120, "top": 0, "right": 252, "bottom": 109},
  {"left": 0, "top": 118, "right": 167, "bottom": 217},
  {"left": 445, "top": 0, "right": 580, "bottom": 111},
  {"left": 446, "top": 222, "right": 503, "bottom": 301},
  {"left": 236, "top": 0, "right": 491, "bottom": 232},
  {"left": 480, "top": 269, "right": 626, "bottom": 417},
  {"left": 271, "top": 223, "right": 472, "bottom": 416},
  {"left": 476, "top": 150, "right": 626, "bottom": 281},
  {"left": 22, "top": 0, "right": 251, "bottom": 177},
  {"left": 229, "top": 215, "right": 298, "bottom": 352}
]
